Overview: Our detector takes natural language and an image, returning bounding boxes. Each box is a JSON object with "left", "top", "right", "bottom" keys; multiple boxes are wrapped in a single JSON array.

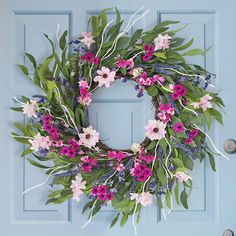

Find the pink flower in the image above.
[
  {"left": 117, "top": 59, "right": 127, "bottom": 68},
  {"left": 81, "top": 32, "right": 95, "bottom": 49},
  {"left": 191, "top": 94, "right": 213, "bottom": 111},
  {"left": 130, "top": 192, "right": 153, "bottom": 206},
  {"left": 22, "top": 100, "right": 38, "bottom": 118},
  {"left": 145, "top": 119, "right": 166, "bottom": 140},
  {"left": 79, "top": 125, "right": 99, "bottom": 148},
  {"left": 154, "top": 34, "right": 171, "bottom": 50},
  {"left": 108, "top": 150, "right": 129, "bottom": 161},
  {"left": 152, "top": 74, "right": 165, "bottom": 84},
  {"left": 68, "top": 139, "right": 80, "bottom": 150},
  {"left": 117, "top": 163, "right": 125, "bottom": 171},
  {"left": 81, "top": 156, "right": 97, "bottom": 172},
  {"left": 28, "top": 133, "right": 51, "bottom": 152},
  {"left": 173, "top": 122, "right": 185, "bottom": 133},
  {"left": 94, "top": 66, "right": 116, "bottom": 87},
  {"left": 175, "top": 172, "right": 192, "bottom": 182},
  {"left": 78, "top": 80, "right": 89, "bottom": 89},
  {"left": 78, "top": 93, "right": 92, "bottom": 106},
  {"left": 70, "top": 174, "right": 86, "bottom": 202}
]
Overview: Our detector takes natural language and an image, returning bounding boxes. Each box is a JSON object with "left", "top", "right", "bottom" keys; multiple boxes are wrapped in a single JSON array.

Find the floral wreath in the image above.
[{"left": 12, "top": 8, "right": 227, "bottom": 232}]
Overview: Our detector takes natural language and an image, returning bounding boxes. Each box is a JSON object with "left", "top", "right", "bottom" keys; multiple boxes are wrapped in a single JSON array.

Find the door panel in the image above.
[{"left": 0, "top": 0, "right": 235, "bottom": 236}]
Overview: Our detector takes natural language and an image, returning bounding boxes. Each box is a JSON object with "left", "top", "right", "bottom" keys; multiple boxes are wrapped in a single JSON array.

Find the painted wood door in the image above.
[{"left": 0, "top": 0, "right": 236, "bottom": 236}]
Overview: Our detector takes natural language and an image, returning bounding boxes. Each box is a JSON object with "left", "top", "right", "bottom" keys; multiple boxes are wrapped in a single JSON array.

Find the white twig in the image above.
[
  {"left": 165, "top": 67, "right": 215, "bottom": 88},
  {"left": 179, "top": 99, "right": 198, "bottom": 116},
  {"left": 22, "top": 163, "right": 71, "bottom": 195},
  {"left": 81, "top": 199, "right": 98, "bottom": 229},
  {"left": 194, "top": 125, "right": 230, "bottom": 160}
]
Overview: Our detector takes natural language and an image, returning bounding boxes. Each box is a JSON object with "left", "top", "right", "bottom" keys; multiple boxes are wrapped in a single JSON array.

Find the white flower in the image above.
[
  {"left": 191, "top": 94, "right": 213, "bottom": 111},
  {"left": 70, "top": 174, "right": 86, "bottom": 202},
  {"left": 81, "top": 32, "right": 95, "bottom": 49},
  {"left": 130, "top": 192, "right": 153, "bottom": 206},
  {"left": 94, "top": 67, "right": 116, "bottom": 88},
  {"left": 131, "top": 143, "right": 141, "bottom": 154},
  {"left": 154, "top": 34, "right": 171, "bottom": 50},
  {"left": 28, "top": 133, "right": 51, "bottom": 152},
  {"left": 132, "top": 67, "right": 143, "bottom": 78},
  {"left": 175, "top": 172, "right": 192, "bottom": 182},
  {"left": 145, "top": 119, "right": 167, "bottom": 140},
  {"left": 79, "top": 125, "right": 99, "bottom": 148},
  {"left": 22, "top": 100, "right": 38, "bottom": 118}
]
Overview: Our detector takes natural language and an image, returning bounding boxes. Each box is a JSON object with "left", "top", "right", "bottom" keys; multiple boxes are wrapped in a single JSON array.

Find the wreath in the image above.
[{"left": 12, "top": 8, "right": 226, "bottom": 230}]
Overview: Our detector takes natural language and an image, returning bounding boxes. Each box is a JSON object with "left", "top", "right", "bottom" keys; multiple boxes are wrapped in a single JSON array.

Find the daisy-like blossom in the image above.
[
  {"left": 145, "top": 119, "right": 166, "bottom": 140},
  {"left": 94, "top": 67, "right": 116, "bottom": 88},
  {"left": 28, "top": 133, "right": 51, "bottom": 152},
  {"left": 22, "top": 100, "right": 38, "bottom": 118},
  {"left": 79, "top": 125, "right": 99, "bottom": 148},
  {"left": 81, "top": 32, "right": 95, "bottom": 49},
  {"left": 131, "top": 143, "right": 141, "bottom": 154},
  {"left": 175, "top": 172, "right": 192, "bottom": 182},
  {"left": 70, "top": 174, "right": 86, "bottom": 202},
  {"left": 130, "top": 192, "right": 153, "bottom": 206},
  {"left": 191, "top": 94, "right": 213, "bottom": 111},
  {"left": 154, "top": 34, "right": 171, "bottom": 50}
]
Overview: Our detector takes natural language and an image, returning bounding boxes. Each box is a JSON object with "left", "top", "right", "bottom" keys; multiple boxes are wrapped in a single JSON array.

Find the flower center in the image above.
[
  {"left": 102, "top": 73, "right": 108, "bottom": 79},
  {"left": 153, "top": 127, "right": 159, "bottom": 133},
  {"left": 85, "top": 134, "right": 91, "bottom": 139}
]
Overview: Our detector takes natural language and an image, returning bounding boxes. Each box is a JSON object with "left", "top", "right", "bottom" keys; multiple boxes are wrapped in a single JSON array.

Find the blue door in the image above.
[{"left": 0, "top": 0, "right": 236, "bottom": 236}]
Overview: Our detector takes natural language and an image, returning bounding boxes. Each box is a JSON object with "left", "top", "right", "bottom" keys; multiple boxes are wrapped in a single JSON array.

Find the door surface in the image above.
[{"left": 0, "top": 0, "right": 236, "bottom": 236}]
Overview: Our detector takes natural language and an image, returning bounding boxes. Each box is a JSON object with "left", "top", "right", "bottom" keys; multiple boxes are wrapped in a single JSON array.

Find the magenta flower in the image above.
[
  {"left": 85, "top": 52, "right": 94, "bottom": 62},
  {"left": 61, "top": 146, "right": 70, "bottom": 156},
  {"left": 189, "top": 129, "right": 199, "bottom": 138},
  {"left": 92, "top": 56, "right": 99, "bottom": 65},
  {"left": 117, "top": 59, "right": 127, "bottom": 68},
  {"left": 184, "top": 137, "right": 193, "bottom": 145},
  {"left": 142, "top": 53, "right": 152, "bottom": 61},
  {"left": 173, "top": 123, "right": 185, "bottom": 133},
  {"left": 173, "top": 84, "right": 187, "bottom": 97}
]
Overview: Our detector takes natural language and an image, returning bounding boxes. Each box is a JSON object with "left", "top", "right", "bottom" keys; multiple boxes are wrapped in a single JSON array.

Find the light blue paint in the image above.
[{"left": 0, "top": 0, "right": 236, "bottom": 236}]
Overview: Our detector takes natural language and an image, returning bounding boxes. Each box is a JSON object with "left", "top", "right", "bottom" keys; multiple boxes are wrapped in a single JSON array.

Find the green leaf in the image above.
[
  {"left": 146, "top": 141, "right": 157, "bottom": 150},
  {"left": 165, "top": 190, "right": 172, "bottom": 209},
  {"left": 129, "top": 29, "right": 143, "bottom": 45},
  {"left": 182, "top": 154, "right": 193, "bottom": 170},
  {"left": 82, "top": 201, "right": 94, "bottom": 214},
  {"left": 174, "top": 38, "right": 194, "bottom": 51},
  {"left": 25, "top": 53, "right": 37, "bottom": 67},
  {"left": 59, "top": 30, "right": 68, "bottom": 50},
  {"left": 172, "top": 158, "right": 184, "bottom": 168},
  {"left": 17, "top": 64, "right": 29, "bottom": 76},
  {"left": 154, "top": 52, "right": 167, "bottom": 59},
  {"left": 157, "top": 166, "right": 167, "bottom": 185},
  {"left": 174, "top": 183, "right": 180, "bottom": 205},
  {"left": 120, "top": 212, "right": 128, "bottom": 227},
  {"left": 115, "top": 7, "right": 121, "bottom": 24},
  {"left": 180, "top": 190, "right": 188, "bottom": 209},
  {"left": 182, "top": 48, "right": 209, "bottom": 56},
  {"left": 208, "top": 108, "right": 223, "bottom": 125},
  {"left": 204, "top": 110, "right": 212, "bottom": 129},
  {"left": 110, "top": 213, "right": 120, "bottom": 228},
  {"left": 48, "top": 190, "right": 62, "bottom": 198},
  {"left": 21, "top": 148, "right": 33, "bottom": 157},
  {"left": 207, "top": 151, "right": 216, "bottom": 171},
  {"left": 27, "top": 158, "right": 51, "bottom": 169},
  {"left": 147, "top": 85, "right": 158, "bottom": 96}
]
